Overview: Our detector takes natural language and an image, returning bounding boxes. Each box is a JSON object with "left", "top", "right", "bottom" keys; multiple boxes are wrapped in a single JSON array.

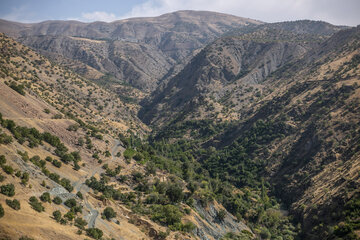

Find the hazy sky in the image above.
[{"left": 0, "top": 0, "right": 359, "bottom": 26}]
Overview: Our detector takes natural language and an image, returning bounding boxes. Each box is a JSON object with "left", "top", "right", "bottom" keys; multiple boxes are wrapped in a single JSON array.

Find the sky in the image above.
[{"left": 0, "top": 0, "right": 359, "bottom": 26}]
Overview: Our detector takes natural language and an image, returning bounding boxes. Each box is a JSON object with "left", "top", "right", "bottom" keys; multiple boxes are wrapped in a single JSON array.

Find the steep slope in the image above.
[
  {"left": 144, "top": 25, "right": 360, "bottom": 239},
  {"left": 139, "top": 22, "right": 341, "bottom": 125},
  {"left": 0, "top": 34, "right": 254, "bottom": 240},
  {"left": 0, "top": 10, "right": 261, "bottom": 91}
]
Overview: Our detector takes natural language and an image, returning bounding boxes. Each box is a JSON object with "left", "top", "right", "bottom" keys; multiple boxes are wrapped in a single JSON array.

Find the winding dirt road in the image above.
[{"left": 77, "top": 139, "right": 122, "bottom": 228}]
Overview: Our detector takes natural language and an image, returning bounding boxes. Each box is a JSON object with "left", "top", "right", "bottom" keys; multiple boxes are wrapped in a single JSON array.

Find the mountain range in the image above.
[{"left": 0, "top": 10, "right": 359, "bottom": 240}]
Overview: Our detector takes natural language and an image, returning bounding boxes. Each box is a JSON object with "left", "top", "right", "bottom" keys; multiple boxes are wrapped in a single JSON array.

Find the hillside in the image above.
[
  {"left": 139, "top": 21, "right": 342, "bottom": 125},
  {"left": 141, "top": 24, "right": 360, "bottom": 239},
  {"left": 0, "top": 10, "right": 261, "bottom": 92},
  {"left": 0, "top": 10, "right": 359, "bottom": 240},
  {"left": 0, "top": 33, "right": 264, "bottom": 240}
]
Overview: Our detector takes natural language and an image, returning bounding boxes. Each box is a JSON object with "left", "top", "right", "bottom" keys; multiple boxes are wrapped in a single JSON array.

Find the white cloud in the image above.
[{"left": 119, "top": 0, "right": 360, "bottom": 26}]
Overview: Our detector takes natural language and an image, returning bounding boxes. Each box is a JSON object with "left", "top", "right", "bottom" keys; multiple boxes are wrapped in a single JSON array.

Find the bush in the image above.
[
  {"left": 166, "top": 184, "right": 184, "bottom": 203},
  {"left": 217, "top": 209, "right": 226, "bottom": 222},
  {"left": 21, "top": 172, "right": 29, "bottom": 184},
  {"left": 10, "top": 82, "right": 25, "bottom": 95},
  {"left": 53, "top": 210, "right": 61, "bottom": 222},
  {"left": 123, "top": 148, "right": 135, "bottom": 160},
  {"left": 76, "top": 191, "right": 83, "bottom": 200},
  {"left": 64, "top": 198, "right": 77, "bottom": 208},
  {"left": 75, "top": 217, "right": 87, "bottom": 229},
  {"left": 64, "top": 211, "right": 75, "bottom": 221},
  {"left": 2, "top": 165, "right": 14, "bottom": 175},
  {"left": 40, "top": 192, "right": 51, "bottom": 203},
  {"left": 29, "top": 196, "right": 44, "bottom": 212},
  {"left": 0, "top": 155, "right": 6, "bottom": 165},
  {"left": 6, "top": 199, "right": 20, "bottom": 210},
  {"left": 103, "top": 207, "right": 116, "bottom": 220},
  {"left": 0, "top": 132, "right": 12, "bottom": 144},
  {"left": 86, "top": 228, "right": 103, "bottom": 239},
  {"left": 52, "top": 159, "right": 62, "bottom": 168},
  {"left": 181, "top": 221, "right": 196, "bottom": 232},
  {"left": 151, "top": 204, "right": 183, "bottom": 226},
  {"left": 0, "top": 183, "right": 15, "bottom": 196},
  {"left": 0, "top": 203, "right": 4, "bottom": 218},
  {"left": 53, "top": 196, "right": 62, "bottom": 205},
  {"left": 19, "top": 236, "right": 34, "bottom": 240}
]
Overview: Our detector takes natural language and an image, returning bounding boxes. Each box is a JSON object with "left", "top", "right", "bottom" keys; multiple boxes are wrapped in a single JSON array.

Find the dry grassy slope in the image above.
[
  {"left": 0, "top": 33, "right": 147, "bottom": 135},
  {"left": 0, "top": 34, "right": 251, "bottom": 240}
]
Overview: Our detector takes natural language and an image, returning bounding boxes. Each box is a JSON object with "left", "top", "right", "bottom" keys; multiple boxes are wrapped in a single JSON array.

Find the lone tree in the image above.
[{"left": 102, "top": 207, "right": 116, "bottom": 220}]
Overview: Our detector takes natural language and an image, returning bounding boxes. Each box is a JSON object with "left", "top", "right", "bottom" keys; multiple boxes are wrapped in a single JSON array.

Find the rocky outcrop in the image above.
[
  {"left": 139, "top": 27, "right": 318, "bottom": 125},
  {"left": 192, "top": 200, "right": 251, "bottom": 240}
]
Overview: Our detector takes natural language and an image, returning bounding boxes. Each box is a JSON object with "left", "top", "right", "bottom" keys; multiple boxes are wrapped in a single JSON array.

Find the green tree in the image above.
[
  {"left": 29, "top": 196, "right": 44, "bottom": 212},
  {"left": 0, "top": 183, "right": 15, "bottom": 196},
  {"left": 6, "top": 199, "right": 20, "bottom": 210},
  {"left": 166, "top": 184, "right": 184, "bottom": 203},
  {"left": 40, "top": 192, "right": 51, "bottom": 203},
  {"left": 53, "top": 196, "right": 62, "bottom": 205},
  {"left": 103, "top": 207, "right": 116, "bottom": 220},
  {"left": 0, "top": 203, "right": 4, "bottom": 218},
  {"left": 86, "top": 228, "right": 103, "bottom": 239},
  {"left": 53, "top": 210, "right": 61, "bottom": 222}
]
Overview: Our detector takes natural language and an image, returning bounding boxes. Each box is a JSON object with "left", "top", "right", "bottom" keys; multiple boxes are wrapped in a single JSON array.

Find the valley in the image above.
[{"left": 0, "top": 10, "right": 359, "bottom": 240}]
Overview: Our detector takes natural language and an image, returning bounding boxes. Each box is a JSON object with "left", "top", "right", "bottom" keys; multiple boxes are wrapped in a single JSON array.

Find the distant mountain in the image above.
[
  {"left": 0, "top": 10, "right": 261, "bottom": 91},
  {"left": 139, "top": 21, "right": 345, "bottom": 125}
]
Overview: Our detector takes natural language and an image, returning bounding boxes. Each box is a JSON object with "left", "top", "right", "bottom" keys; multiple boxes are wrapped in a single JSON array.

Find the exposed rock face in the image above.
[
  {"left": 139, "top": 27, "right": 322, "bottom": 125},
  {"left": 0, "top": 10, "right": 262, "bottom": 91},
  {"left": 192, "top": 200, "right": 251, "bottom": 240}
]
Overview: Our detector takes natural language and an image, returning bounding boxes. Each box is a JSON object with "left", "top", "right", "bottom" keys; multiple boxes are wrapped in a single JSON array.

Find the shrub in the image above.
[
  {"left": 21, "top": 172, "right": 29, "bottom": 185},
  {"left": 217, "top": 209, "right": 226, "bottom": 222},
  {"left": 10, "top": 82, "right": 25, "bottom": 95},
  {"left": 64, "top": 211, "right": 75, "bottom": 221},
  {"left": 181, "top": 221, "right": 196, "bottom": 232},
  {"left": 76, "top": 191, "right": 83, "bottom": 200},
  {"left": 151, "top": 204, "right": 183, "bottom": 226},
  {"left": 0, "top": 174, "right": 5, "bottom": 182},
  {"left": 29, "top": 196, "right": 44, "bottom": 212},
  {"left": 2, "top": 165, "right": 14, "bottom": 175},
  {"left": 64, "top": 198, "right": 77, "bottom": 208},
  {"left": 86, "top": 228, "right": 103, "bottom": 239},
  {"left": 52, "top": 159, "right": 62, "bottom": 168},
  {"left": 103, "top": 207, "right": 116, "bottom": 220},
  {"left": 6, "top": 199, "right": 20, "bottom": 210},
  {"left": 53, "top": 196, "right": 62, "bottom": 205},
  {"left": 0, "top": 183, "right": 15, "bottom": 196},
  {"left": 166, "top": 184, "right": 184, "bottom": 203},
  {"left": 40, "top": 192, "right": 51, "bottom": 203},
  {"left": 0, "top": 155, "right": 6, "bottom": 165},
  {"left": 123, "top": 148, "right": 135, "bottom": 160},
  {"left": 53, "top": 210, "right": 61, "bottom": 222},
  {"left": 0, "top": 132, "right": 12, "bottom": 144},
  {"left": 75, "top": 217, "right": 87, "bottom": 229},
  {"left": 0, "top": 203, "right": 4, "bottom": 218},
  {"left": 104, "top": 151, "right": 111, "bottom": 157},
  {"left": 19, "top": 236, "right": 34, "bottom": 240}
]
